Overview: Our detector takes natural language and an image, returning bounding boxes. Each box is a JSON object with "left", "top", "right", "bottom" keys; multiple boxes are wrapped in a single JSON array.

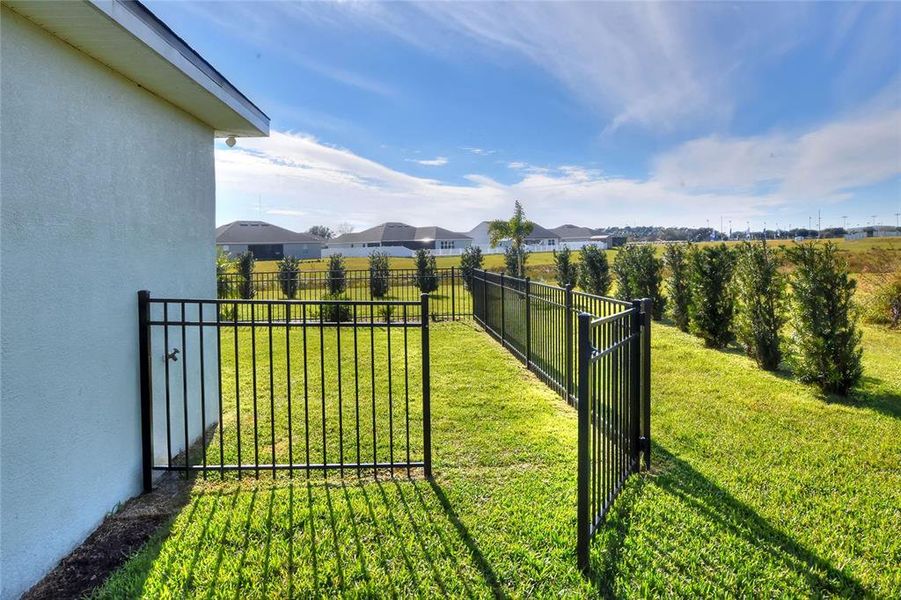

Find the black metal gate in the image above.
[
  {"left": 469, "top": 270, "right": 650, "bottom": 569},
  {"left": 137, "top": 291, "right": 432, "bottom": 490}
]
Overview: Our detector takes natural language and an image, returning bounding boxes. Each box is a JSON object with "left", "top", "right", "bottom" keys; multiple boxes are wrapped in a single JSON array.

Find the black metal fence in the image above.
[
  {"left": 219, "top": 267, "right": 470, "bottom": 320},
  {"left": 469, "top": 269, "right": 650, "bottom": 569},
  {"left": 138, "top": 291, "right": 432, "bottom": 490}
]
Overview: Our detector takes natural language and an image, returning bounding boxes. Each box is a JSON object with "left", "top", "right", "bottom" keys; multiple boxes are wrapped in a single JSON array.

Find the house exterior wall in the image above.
[
  {"left": 1, "top": 9, "right": 217, "bottom": 598},
  {"left": 283, "top": 243, "right": 322, "bottom": 260}
]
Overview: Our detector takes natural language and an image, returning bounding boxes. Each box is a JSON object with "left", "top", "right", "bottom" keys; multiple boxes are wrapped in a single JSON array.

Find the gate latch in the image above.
[{"left": 166, "top": 348, "right": 180, "bottom": 362}]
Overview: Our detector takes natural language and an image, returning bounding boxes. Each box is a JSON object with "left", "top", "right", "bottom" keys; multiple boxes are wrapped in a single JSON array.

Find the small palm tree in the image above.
[{"left": 488, "top": 201, "right": 534, "bottom": 277}]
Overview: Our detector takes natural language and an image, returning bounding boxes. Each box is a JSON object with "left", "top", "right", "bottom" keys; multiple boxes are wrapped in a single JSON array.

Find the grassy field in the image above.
[{"left": 97, "top": 319, "right": 899, "bottom": 598}]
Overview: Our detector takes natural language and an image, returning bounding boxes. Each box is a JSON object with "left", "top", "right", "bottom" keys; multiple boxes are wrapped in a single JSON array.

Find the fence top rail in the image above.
[
  {"left": 147, "top": 296, "right": 423, "bottom": 306},
  {"left": 590, "top": 308, "right": 636, "bottom": 327},
  {"left": 472, "top": 269, "right": 633, "bottom": 311},
  {"left": 224, "top": 267, "right": 458, "bottom": 277}
]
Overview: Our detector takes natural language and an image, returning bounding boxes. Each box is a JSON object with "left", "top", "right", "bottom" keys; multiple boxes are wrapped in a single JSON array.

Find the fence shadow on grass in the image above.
[
  {"left": 588, "top": 446, "right": 866, "bottom": 597},
  {"left": 110, "top": 475, "right": 508, "bottom": 598}
]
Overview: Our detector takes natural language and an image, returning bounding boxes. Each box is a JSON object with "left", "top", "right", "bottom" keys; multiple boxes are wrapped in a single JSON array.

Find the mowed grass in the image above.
[{"left": 97, "top": 321, "right": 900, "bottom": 598}]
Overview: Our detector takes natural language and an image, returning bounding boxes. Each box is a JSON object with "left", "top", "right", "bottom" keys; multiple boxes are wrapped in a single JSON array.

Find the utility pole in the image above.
[
  {"left": 871, "top": 215, "right": 877, "bottom": 227},
  {"left": 842, "top": 215, "right": 848, "bottom": 231},
  {"left": 895, "top": 212, "right": 900, "bottom": 228},
  {"left": 817, "top": 209, "right": 821, "bottom": 238}
]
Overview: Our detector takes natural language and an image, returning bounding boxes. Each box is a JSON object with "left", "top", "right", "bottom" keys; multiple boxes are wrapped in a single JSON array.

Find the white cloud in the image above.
[
  {"left": 409, "top": 156, "right": 448, "bottom": 166},
  {"left": 653, "top": 106, "right": 901, "bottom": 199},
  {"left": 461, "top": 147, "right": 496, "bottom": 156}
]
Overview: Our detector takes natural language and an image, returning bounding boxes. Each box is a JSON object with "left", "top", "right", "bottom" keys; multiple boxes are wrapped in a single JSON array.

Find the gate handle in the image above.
[{"left": 166, "top": 348, "right": 180, "bottom": 362}]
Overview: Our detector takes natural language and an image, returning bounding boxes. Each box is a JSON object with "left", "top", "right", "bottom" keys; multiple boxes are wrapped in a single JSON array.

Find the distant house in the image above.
[
  {"left": 467, "top": 221, "right": 560, "bottom": 251},
  {"left": 844, "top": 226, "right": 901, "bottom": 241},
  {"left": 216, "top": 221, "right": 322, "bottom": 260},
  {"left": 1, "top": 1, "right": 268, "bottom": 597},
  {"left": 325, "top": 222, "right": 472, "bottom": 257},
  {"left": 552, "top": 224, "right": 624, "bottom": 249}
]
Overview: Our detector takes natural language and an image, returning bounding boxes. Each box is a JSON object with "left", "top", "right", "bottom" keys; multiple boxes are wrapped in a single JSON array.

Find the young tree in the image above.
[
  {"left": 459, "top": 245, "right": 484, "bottom": 291},
  {"left": 413, "top": 248, "right": 440, "bottom": 293},
  {"left": 733, "top": 241, "right": 786, "bottom": 370},
  {"left": 488, "top": 200, "right": 534, "bottom": 277},
  {"left": 237, "top": 250, "right": 256, "bottom": 299},
  {"left": 216, "top": 247, "right": 235, "bottom": 298},
  {"left": 503, "top": 245, "right": 529, "bottom": 277},
  {"left": 276, "top": 255, "right": 302, "bottom": 300},
  {"left": 579, "top": 244, "right": 611, "bottom": 296},
  {"left": 664, "top": 243, "right": 692, "bottom": 332},
  {"left": 326, "top": 253, "right": 346, "bottom": 295},
  {"left": 369, "top": 251, "right": 390, "bottom": 298},
  {"left": 307, "top": 225, "right": 334, "bottom": 240},
  {"left": 785, "top": 242, "right": 862, "bottom": 395},
  {"left": 554, "top": 246, "right": 578, "bottom": 288},
  {"left": 688, "top": 244, "right": 736, "bottom": 349},
  {"left": 612, "top": 244, "right": 665, "bottom": 319}
]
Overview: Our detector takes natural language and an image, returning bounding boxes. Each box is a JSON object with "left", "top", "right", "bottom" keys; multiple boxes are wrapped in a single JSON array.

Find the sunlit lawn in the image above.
[{"left": 98, "top": 321, "right": 900, "bottom": 598}]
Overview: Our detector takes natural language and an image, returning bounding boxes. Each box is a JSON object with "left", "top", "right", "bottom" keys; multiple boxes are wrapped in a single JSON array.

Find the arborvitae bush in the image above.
[
  {"left": 733, "top": 241, "right": 785, "bottom": 370},
  {"left": 554, "top": 246, "right": 578, "bottom": 288},
  {"left": 612, "top": 244, "right": 665, "bottom": 320},
  {"left": 277, "top": 255, "right": 301, "bottom": 299},
  {"left": 216, "top": 247, "right": 235, "bottom": 298},
  {"left": 414, "top": 249, "right": 440, "bottom": 293},
  {"left": 688, "top": 244, "right": 736, "bottom": 348},
  {"left": 664, "top": 243, "right": 692, "bottom": 332},
  {"left": 237, "top": 250, "right": 256, "bottom": 299},
  {"left": 369, "top": 251, "right": 390, "bottom": 298},
  {"left": 504, "top": 245, "right": 528, "bottom": 277},
  {"left": 862, "top": 274, "right": 901, "bottom": 328},
  {"left": 459, "top": 245, "right": 483, "bottom": 291},
  {"left": 578, "top": 244, "right": 611, "bottom": 296},
  {"left": 785, "top": 242, "right": 862, "bottom": 395},
  {"left": 321, "top": 293, "right": 351, "bottom": 322},
  {"left": 326, "top": 254, "right": 346, "bottom": 295}
]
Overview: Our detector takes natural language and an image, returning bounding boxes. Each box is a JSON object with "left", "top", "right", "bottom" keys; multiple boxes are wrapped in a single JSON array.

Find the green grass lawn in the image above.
[{"left": 97, "top": 321, "right": 899, "bottom": 598}]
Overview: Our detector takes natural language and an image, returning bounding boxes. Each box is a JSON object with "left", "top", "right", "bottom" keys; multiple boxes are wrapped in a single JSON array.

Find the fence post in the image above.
[
  {"left": 500, "top": 272, "right": 506, "bottom": 347},
  {"left": 137, "top": 290, "right": 153, "bottom": 493},
  {"left": 482, "top": 269, "right": 488, "bottom": 326},
  {"left": 576, "top": 312, "right": 591, "bottom": 571},
  {"left": 565, "top": 284, "right": 573, "bottom": 400},
  {"left": 450, "top": 266, "right": 456, "bottom": 320},
  {"left": 630, "top": 300, "right": 642, "bottom": 470},
  {"left": 641, "top": 298, "right": 652, "bottom": 469},
  {"left": 525, "top": 277, "right": 532, "bottom": 368},
  {"left": 421, "top": 293, "right": 432, "bottom": 479}
]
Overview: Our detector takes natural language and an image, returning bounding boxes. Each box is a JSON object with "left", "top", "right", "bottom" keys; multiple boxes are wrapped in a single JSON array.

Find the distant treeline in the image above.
[{"left": 594, "top": 226, "right": 899, "bottom": 243}]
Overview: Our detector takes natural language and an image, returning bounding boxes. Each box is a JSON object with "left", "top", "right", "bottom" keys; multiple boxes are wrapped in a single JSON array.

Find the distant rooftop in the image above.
[
  {"left": 332, "top": 222, "right": 471, "bottom": 244},
  {"left": 216, "top": 221, "right": 322, "bottom": 244}
]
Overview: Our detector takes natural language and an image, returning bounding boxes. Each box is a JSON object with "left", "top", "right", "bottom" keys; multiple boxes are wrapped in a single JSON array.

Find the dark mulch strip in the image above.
[{"left": 22, "top": 475, "right": 191, "bottom": 600}]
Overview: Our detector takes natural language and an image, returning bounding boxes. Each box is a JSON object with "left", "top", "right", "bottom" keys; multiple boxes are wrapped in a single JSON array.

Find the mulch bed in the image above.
[{"left": 22, "top": 474, "right": 191, "bottom": 600}]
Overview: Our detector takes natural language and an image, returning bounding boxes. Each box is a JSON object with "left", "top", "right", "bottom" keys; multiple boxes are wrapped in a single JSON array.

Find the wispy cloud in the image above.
[
  {"left": 408, "top": 156, "right": 448, "bottom": 166},
  {"left": 461, "top": 147, "right": 496, "bottom": 156}
]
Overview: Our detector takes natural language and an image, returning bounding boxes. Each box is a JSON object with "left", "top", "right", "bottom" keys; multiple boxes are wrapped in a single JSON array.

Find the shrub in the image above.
[
  {"left": 578, "top": 244, "right": 611, "bottom": 296},
  {"left": 733, "top": 241, "right": 785, "bottom": 370},
  {"left": 688, "top": 244, "right": 736, "bottom": 349},
  {"left": 369, "top": 251, "right": 390, "bottom": 298},
  {"left": 413, "top": 249, "right": 440, "bottom": 293},
  {"left": 612, "top": 244, "right": 665, "bottom": 320},
  {"left": 216, "top": 247, "right": 235, "bottom": 298},
  {"left": 237, "top": 250, "right": 255, "bottom": 299},
  {"left": 276, "top": 255, "right": 301, "bottom": 299},
  {"left": 504, "top": 245, "right": 529, "bottom": 278},
  {"left": 326, "top": 254, "right": 346, "bottom": 295},
  {"left": 785, "top": 242, "right": 862, "bottom": 396},
  {"left": 553, "top": 246, "right": 578, "bottom": 288},
  {"left": 321, "top": 293, "right": 351, "bottom": 322},
  {"left": 664, "top": 243, "right": 692, "bottom": 332},
  {"left": 459, "top": 245, "right": 484, "bottom": 291}
]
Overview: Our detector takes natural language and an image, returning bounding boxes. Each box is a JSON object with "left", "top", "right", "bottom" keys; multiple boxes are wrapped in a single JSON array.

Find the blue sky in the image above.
[{"left": 147, "top": 1, "right": 900, "bottom": 233}]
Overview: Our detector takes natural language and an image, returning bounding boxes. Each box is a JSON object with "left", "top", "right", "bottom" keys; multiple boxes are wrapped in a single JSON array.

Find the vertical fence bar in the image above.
[
  {"left": 138, "top": 291, "right": 153, "bottom": 492},
  {"left": 641, "top": 298, "right": 652, "bottom": 469},
  {"left": 421, "top": 293, "right": 432, "bottom": 478},
  {"left": 500, "top": 272, "right": 506, "bottom": 347},
  {"left": 630, "top": 300, "right": 642, "bottom": 471},
  {"left": 576, "top": 312, "right": 592, "bottom": 571},
  {"left": 565, "top": 284, "right": 574, "bottom": 400},
  {"left": 525, "top": 277, "right": 531, "bottom": 368},
  {"left": 450, "top": 266, "right": 456, "bottom": 320}
]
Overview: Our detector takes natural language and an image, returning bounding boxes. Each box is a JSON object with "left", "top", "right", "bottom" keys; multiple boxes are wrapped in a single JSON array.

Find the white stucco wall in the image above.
[{"left": 1, "top": 8, "right": 217, "bottom": 598}]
